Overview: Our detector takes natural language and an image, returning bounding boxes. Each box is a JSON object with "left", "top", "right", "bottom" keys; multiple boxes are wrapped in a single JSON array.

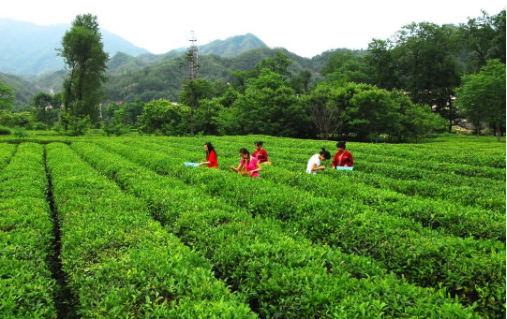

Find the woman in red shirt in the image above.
[
  {"left": 332, "top": 141, "right": 353, "bottom": 168},
  {"left": 253, "top": 141, "right": 269, "bottom": 164},
  {"left": 198, "top": 142, "right": 218, "bottom": 168}
]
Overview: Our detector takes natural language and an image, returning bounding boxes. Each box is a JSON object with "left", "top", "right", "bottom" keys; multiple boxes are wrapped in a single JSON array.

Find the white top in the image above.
[{"left": 306, "top": 154, "right": 321, "bottom": 174}]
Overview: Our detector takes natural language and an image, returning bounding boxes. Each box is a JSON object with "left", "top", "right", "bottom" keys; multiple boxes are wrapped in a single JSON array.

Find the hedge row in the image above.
[
  {"left": 0, "top": 143, "right": 16, "bottom": 172},
  {"left": 71, "top": 141, "right": 479, "bottom": 318},
  {"left": 45, "top": 143, "right": 256, "bottom": 318},
  {"left": 99, "top": 141, "right": 506, "bottom": 318},
  {"left": 0, "top": 143, "right": 57, "bottom": 318}
]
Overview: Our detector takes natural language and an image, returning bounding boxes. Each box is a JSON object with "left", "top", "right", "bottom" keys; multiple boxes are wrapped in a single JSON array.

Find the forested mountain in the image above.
[
  {"left": 102, "top": 46, "right": 367, "bottom": 103},
  {"left": 0, "top": 72, "right": 39, "bottom": 106},
  {"left": 0, "top": 18, "right": 149, "bottom": 74},
  {"left": 199, "top": 33, "right": 267, "bottom": 56},
  {"left": 3, "top": 45, "right": 367, "bottom": 105}
]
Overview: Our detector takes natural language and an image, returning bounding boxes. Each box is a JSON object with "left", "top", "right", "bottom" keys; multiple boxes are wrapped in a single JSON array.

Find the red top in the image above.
[
  {"left": 207, "top": 150, "right": 218, "bottom": 168},
  {"left": 332, "top": 150, "right": 353, "bottom": 167},
  {"left": 253, "top": 149, "right": 268, "bottom": 163}
]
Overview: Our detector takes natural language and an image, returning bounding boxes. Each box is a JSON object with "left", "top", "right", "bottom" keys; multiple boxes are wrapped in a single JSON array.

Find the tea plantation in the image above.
[{"left": 0, "top": 133, "right": 505, "bottom": 318}]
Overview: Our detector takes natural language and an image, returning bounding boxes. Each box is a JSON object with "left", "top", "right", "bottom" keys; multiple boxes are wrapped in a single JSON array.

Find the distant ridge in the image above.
[
  {"left": 0, "top": 18, "right": 149, "bottom": 74},
  {"left": 199, "top": 33, "right": 267, "bottom": 56}
]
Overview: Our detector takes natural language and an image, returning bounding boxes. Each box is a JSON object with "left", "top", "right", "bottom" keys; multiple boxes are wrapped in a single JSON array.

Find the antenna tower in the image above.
[{"left": 188, "top": 30, "right": 199, "bottom": 80}]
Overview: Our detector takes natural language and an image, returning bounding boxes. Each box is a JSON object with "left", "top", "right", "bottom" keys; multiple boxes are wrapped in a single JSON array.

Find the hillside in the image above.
[
  {"left": 199, "top": 33, "right": 267, "bottom": 56},
  {"left": 3, "top": 46, "right": 367, "bottom": 106},
  {"left": 0, "top": 18, "right": 149, "bottom": 74},
  {"left": 0, "top": 72, "right": 39, "bottom": 107}
]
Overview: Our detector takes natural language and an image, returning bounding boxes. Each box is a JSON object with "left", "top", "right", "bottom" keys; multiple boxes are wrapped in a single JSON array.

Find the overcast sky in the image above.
[{"left": 2, "top": 0, "right": 505, "bottom": 58}]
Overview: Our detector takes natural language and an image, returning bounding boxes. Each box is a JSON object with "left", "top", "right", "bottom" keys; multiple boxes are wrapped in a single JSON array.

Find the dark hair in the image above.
[
  {"left": 319, "top": 148, "right": 331, "bottom": 160},
  {"left": 204, "top": 142, "right": 215, "bottom": 155},
  {"left": 336, "top": 141, "right": 346, "bottom": 149},
  {"left": 239, "top": 148, "right": 250, "bottom": 157},
  {"left": 255, "top": 141, "right": 263, "bottom": 147}
]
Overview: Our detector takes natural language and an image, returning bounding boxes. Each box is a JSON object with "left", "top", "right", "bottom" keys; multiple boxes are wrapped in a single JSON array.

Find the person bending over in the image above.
[{"left": 306, "top": 148, "right": 331, "bottom": 174}]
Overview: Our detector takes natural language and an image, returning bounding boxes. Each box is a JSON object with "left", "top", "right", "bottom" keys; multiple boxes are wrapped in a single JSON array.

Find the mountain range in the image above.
[
  {"left": 0, "top": 18, "right": 271, "bottom": 75},
  {"left": 0, "top": 18, "right": 365, "bottom": 106}
]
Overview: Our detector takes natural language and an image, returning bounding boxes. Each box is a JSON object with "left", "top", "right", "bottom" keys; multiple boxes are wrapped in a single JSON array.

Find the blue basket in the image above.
[
  {"left": 184, "top": 162, "right": 199, "bottom": 167},
  {"left": 336, "top": 166, "right": 353, "bottom": 171}
]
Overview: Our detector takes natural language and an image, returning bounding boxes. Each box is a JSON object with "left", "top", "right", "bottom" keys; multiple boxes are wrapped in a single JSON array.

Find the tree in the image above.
[
  {"left": 0, "top": 79, "right": 14, "bottom": 111},
  {"left": 232, "top": 69, "right": 312, "bottom": 138},
  {"left": 32, "top": 92, "right": 53, "bottom": 129},
  {"left": 349, "top": 88, "right": 402, "bottom": 142},
  {"left": 391, "top": 22, "right": 461, "bottom": 132},
  {"left": 180, "top": 78, "right": 212, "bottom": 137},
  {"left": 138, "top": 99, "right": 190, "bottom": 136},
  {"left": 57, "top": 14, "right": 108, "bottom": 129},
  {"left": 321, "top": 52, "right": 369, "bottom": 84},
  {"left": 456, "top": 59, "right": 506, "bottom": 141},
  {"left": 365, "top": 39, "right": 398, "bottom": 90},
  {"left": 458, "top": 10, "right": 506, "bottom": 72},
  {"left": 305, "top": 82, "right": 348, "bottom": 140}
]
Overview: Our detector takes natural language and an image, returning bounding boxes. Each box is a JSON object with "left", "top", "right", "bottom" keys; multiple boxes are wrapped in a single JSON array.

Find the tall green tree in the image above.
[
  {"left": 232, "top": 69, "right": 312, "bottom": 138},
  {"left": 365, "top": 39, "right": 398, "bottom": 90},
  {"left": 392, "top": 22, "right": 461, "bottom": 132},
  {"left": 458, "top": 10, "right": 506, "bottom": 72},
  {"left": 32, "top": 92, "right": 53, "bottom": 129},
  {"left": 0, "top": 79, "right": 14, "bottom": 111},
  {"left": 321, "top": 52, "right": 369, "bottom": 84},
  {"left": 57, "top": 14, "right": 108, "bottom": 128},
  {"left": 456, "top": 59, "right": 506, "bottom": 141},
  {"left": 180, "top": 78, "right": 212, "bottom": 137}
]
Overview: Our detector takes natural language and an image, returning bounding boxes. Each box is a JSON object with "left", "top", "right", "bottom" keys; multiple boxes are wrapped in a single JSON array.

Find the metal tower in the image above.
[{"left": 188, "top": 30, "right": 199, "bottom": 80}]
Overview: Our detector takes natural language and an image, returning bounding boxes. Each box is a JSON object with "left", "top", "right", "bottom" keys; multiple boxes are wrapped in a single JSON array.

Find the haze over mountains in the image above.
[
  {"left": 0, "top": 18, "right": 271, "bottom": 75},
  {"left": 0, "top": 18, "right": 149, "bottom": 74}
]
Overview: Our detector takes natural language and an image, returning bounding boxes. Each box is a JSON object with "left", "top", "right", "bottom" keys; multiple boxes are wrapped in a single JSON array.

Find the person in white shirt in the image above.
[{"left": 306, "top": 148, "right": 331, "bottom": 174}]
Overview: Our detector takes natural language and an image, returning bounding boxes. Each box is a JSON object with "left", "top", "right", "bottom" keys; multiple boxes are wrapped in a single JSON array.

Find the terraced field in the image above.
[{"left": 1, "top": 134, "right": 505, "bottom": 318}]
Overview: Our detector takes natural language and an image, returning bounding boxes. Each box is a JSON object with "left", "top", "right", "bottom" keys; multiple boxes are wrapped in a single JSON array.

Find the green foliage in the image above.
[
  {"left": 0, "top": 111, "right": 34, "bottom": 128},
  {"left": 85, "top": 140, "right": 481, "bottom": 318},
  {"left": 58, "top": 14, "right": 108, "bottom": 125},
  {"left": 231, "top": 69, "right": 313, "bottom": 138},
  {"left": 56, "top": 112, "right": 91, "bottom": 136},
  {"left": 138, "top": 99, "right": 190, "bottom": 135},
  {"left": 0, "top": 77, "right": 15, "bottom": 111},
  {"left": 0, "top": 125, "right": 10, "bottom": 135},
  {"left": 458, "top": 10, "right": 506, "bottom": 72},
  {"left": 99, "top": 138, "right": 504, "bottom": 318},
  {"left": 46, "top": 142, "right": 256, "bottom": 318},
  {"left": 12, "top": 126, "right": 28, "bottom": 137},
  {"left": 456, "top": 59, "right": 506, "bottom": 140},
  {"left": 0, "top": 72, "right": 37, "bottom": 108},
  {"left": 321, "top": 52, "right": 370, "bottom": 84},
  {"left": 0, "top": 143, "right": 57, "bottom": 318}
]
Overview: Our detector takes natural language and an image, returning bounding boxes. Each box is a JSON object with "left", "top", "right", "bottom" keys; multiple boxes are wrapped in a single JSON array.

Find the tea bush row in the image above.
[
  {"left": 45, "top": 143, "right": 256, "bottom": 318},
  {"left": 99, "top": 141, "right": 506, "bottom": 318},
  {"left": 0, "top": 143, "right": 57, "bottom": 318},
  {"left": 72, "top": 141, "right": 479, "bottom": 319},
  {"left": 0, "top": 143, "right": 16, "bottom": 172},
  {"left": 133, "top": 140, "right": 506, "bottom": 240}
]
